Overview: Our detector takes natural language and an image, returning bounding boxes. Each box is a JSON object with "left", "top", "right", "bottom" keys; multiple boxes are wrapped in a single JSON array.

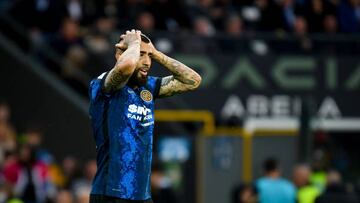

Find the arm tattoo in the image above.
[
  {"left": 159, "top": 76, "right": 191, "bottom": 97},
  {"left": 157, "top": 53, "right": 201, "bottom": 97},
  {"left": 103, "top": 44, "right": 140, "bottom": 93}
]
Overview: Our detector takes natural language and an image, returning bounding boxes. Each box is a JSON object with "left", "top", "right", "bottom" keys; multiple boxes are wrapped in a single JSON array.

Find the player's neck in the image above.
[{"left": 127, "top": 83, "right": 139, "bottom": 89}]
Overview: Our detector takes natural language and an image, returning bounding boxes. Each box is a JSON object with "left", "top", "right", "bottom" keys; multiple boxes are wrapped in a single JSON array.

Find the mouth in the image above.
[{"left": 139, "top": 68, "right": 148, "bottom": 77}]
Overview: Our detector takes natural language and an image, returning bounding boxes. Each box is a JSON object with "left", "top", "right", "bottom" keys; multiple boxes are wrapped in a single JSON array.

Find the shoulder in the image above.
[
  {"left": 89, "top": 72, "right": 112, "bottom": 100},
  {"left": 145, "top": 76, "right": 161, "bottom": 96},
  {"left": 147, "top": 76, "right": 161, "bottom": 84},
  {"left": 256, "top": 178, "right": 267, "bottom": 186},
  {"left": 280, "top": 178, "right": 296, "bottom": 190},
  {"left": 90, "top": 72, "right": 107, "bottom": 87}
]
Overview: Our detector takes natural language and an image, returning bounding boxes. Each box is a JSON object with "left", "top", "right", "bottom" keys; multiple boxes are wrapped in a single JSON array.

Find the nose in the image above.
[{"left": 143, "top": 55, "right": 151, "bottom": 67}]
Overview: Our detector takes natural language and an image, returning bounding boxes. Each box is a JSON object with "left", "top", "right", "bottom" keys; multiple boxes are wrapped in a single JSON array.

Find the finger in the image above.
[
  {"left": 126, "top": 30, "right": 131, "bottom": 35},
  {"left": 119, "top": 34, "right": 125, "bottom": 40},
  {"left": 115, "top": 43, "right": 127, "bottom": 50}
]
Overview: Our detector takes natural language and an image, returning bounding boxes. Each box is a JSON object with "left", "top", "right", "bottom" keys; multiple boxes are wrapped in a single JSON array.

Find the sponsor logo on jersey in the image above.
[
  {"left": 127, "top": 104, "right": 153, "bottom": 124},
  {"left": 140, "top": 90, "right": 153, "bottom": 102}
]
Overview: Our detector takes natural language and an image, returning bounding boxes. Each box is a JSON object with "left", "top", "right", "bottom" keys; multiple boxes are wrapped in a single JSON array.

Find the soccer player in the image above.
[{"left": 88, "top": 29, "right": 201, "bottom": 203}]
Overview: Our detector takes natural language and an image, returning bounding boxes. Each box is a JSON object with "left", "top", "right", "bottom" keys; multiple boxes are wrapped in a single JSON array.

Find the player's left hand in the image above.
[{"left": 148, "top": 41, "right": 160, "bottom": 59}]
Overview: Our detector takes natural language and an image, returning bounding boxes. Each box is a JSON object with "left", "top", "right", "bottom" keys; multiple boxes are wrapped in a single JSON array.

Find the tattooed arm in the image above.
[
  {"left": 151, "top": 50, "right": 202, "bottom": 97},
  {"left": 103, "top": 30, "right": 141, "bottom": 93}
]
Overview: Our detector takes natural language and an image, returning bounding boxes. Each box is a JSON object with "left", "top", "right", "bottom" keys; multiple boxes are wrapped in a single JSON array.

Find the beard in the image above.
[{"left": 128, "top": 68, "right": 148, "bottom": 87}]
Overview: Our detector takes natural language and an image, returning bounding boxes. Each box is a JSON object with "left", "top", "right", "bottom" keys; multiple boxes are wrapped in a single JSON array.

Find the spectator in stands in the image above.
[
  {"left": 0, "top": 102, "right": 16, "bottom": 168},
  {"left": 193, "top": 16, "right": 216, "bottom": 36},
  {"left": 293, "top": 164, "right": 320, "bottom": 203},
  {"left": 54, "top": 189, "right": 74, "bottom": 203},
  {"left": 310, "top": 150, "right": 328, "bottom": 192},
  {"left": 64, "top": 0, "right": 97, "bottom": 26},
  {"left": 94, "top": 17, "right": 116, "bottom": 36},
  {"left": 256, "top": 158, "right": 296, "bottom": 203},
  {"left": 323, "top": 14, "right": 338, "bottom": 34},
  {"left": 24, "top": 127, "right": 53, "bottom": 165},
  {"left": 0, "top": 101, "right": 11, "bottom": 124},
  {"left": 279, "top": 0, "right": 297, "bottom": 31},
  {"left": 256, "top": 0, "right": 284, "bottom": 31},
  {"left": 71, "top": 159, "right": 96, "bottom": 197},
  {"left": 187, "top": 0, "right": 215, "bottom": 22},
  {"left": 224, "top": 14, "right": 244, "bottom": 36},
  {"left": 231, "top": 183, "right": 258, "bottom": 203},
  {"left": 136, "top": 12, "right": 156, "bottom": 34},
  {"left": 50, "top": 18, "right": 84, "bottom": 56},
  {"left": 151, "top": 163, "right": 177, "bottom": 203},
  {"left": 61, "top": 156, "right": 81, "bottom": 189},
  {"left": 3, "top": 144, "right": 55, "bottom": 203},
  {"left": 0, "top": 181, "right": 24, "bottom": 203},
  {"left": 305, "top": 0, "right": 326, "bottom": 33},
  {"left": 147, "top": 0, "right": 190, "bottom": 32},
  {"left": 74, "top": 186, "right": 90, "bottom": 203},
  {"left": 338, "top": 0, "right": 360, "bottom": 32},
  {"left": 293, "top": 16, "right": 308, "bottom": 36},
  {"left": 315, "top": 170, "right": 359, "bottom": 203}
]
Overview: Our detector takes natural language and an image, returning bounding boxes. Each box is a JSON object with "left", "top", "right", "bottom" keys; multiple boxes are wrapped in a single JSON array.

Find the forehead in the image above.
[{"left": 140, "top": 42, "right": 151, "bottom": 52}]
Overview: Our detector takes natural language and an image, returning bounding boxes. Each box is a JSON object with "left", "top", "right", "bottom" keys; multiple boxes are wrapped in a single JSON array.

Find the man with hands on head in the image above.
[{"left": 88, "top": 29, "right": 201, "bottom": 203}]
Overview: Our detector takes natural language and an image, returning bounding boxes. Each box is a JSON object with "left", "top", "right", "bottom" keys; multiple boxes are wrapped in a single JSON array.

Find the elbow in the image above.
[{"left": 191, "top": 73, "right": 202, "bottom": 90}]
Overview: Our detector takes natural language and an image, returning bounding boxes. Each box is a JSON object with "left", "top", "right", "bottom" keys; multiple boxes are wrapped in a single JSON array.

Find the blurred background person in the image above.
[
  {"left": 293, "top": 164, "right": 320, "bottom": 203},
  {"left": 54, "top": 189, "right": 74, "bottom": 203},
  {"left": 2, "top": 144, "right": 55, "bottom": 203},
  {"left": 151, "top": 162, "right": 178, "bottom": 203},
  {"left": 231, "top": 183, "right": 258, "bottom": 203},
  {"left": 315, "top": 170, "right": 359, "bottom": 203},
  {"left": 256, "top": 158, "right": 296, "bottom": 203}
]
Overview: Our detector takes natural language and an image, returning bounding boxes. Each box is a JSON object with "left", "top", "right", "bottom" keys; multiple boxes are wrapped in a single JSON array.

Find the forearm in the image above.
[
  {"left": 114, "top": 43, "right": 140, "bottom": 71},
  {"left": 104, "top": 43, "right": 140, "bottom": 93},
  {"left": 153, "top": 51, "right": 201, "bottom": 87}
]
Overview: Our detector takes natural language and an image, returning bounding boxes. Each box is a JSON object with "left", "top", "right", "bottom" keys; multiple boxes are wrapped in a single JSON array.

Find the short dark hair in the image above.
[
  {"left": 263, "top": 158, "right": 278, "bottom": 173},
  {"left": 140, "top": 33, "right": 151, "bottom": 43}
]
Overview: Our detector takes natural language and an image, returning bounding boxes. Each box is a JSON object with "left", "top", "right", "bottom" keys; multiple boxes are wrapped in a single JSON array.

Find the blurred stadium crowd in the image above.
[
  {"left": 3, "top": 0, "right": 360, "bottom": 97},
  {"left": 5, "top": 0, "right": 360, "bottom": 36},
  {"left": 0, "top": 101, "right": 96, "bottom": 203}
]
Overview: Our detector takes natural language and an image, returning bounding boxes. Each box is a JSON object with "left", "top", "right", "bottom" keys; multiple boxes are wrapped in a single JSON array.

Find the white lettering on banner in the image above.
[
  {"left": 247, "top": 95, "right": 268, "bottom": 117},
  {"left": 272, "top": 96, "right": 290, "bottom": 117},
  {"left": 127, "top": 104, "right": 153, "bottom": 124},
  {"left": 317, "top": 97, "right": 341, "bottom": 118},
  {"left": 221, "top": 95, "right": 342, "bottom": 119},
  {"left": 220, "top": 95, "right": 245, "bottom": 118}
]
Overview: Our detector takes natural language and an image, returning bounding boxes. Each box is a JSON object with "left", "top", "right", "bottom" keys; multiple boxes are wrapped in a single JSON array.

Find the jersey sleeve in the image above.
[
  {"left": 89, "top": 72, "right": 109, "bottom": 101},
  {"left": 147, "top": 76, "right": 161, "bottom": 99}
]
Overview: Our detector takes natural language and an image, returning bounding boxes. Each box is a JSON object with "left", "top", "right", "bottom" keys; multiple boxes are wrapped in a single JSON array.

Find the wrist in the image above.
[{"left": 128, "top": 40, "right": 141, "bottom": 47}]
